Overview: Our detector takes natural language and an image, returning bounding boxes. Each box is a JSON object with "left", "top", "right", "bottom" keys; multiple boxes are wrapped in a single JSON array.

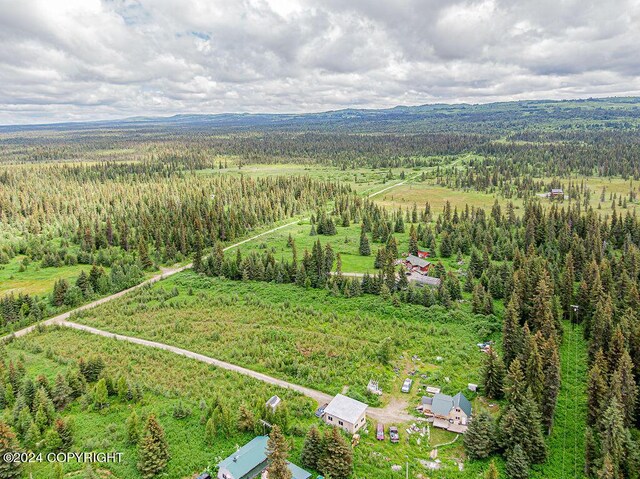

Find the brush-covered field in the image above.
[
  {"left": 71, "top": 271, "right": 494, "bottom": 403},
  {"left": 2, "top": 325, "right": 506, "bottom": 479}
]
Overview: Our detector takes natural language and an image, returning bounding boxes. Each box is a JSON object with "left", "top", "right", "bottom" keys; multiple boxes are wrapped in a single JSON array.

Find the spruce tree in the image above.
[
  {"left": 483, "top": 348, "right": 505, "bottom": 399},
  {"left": 502, "top": 296, "right": 523, "bottom": 367},
  {"left": 137, "top": 415, "right": 170, "bottom": 479},
  {"left": 52, "top": 374, "right": 71, "bottom": 410},
  {"left": 463, "top": 412, "right": 496, "bottom": 459},
  {"left": 301, "top": 426, "right": 322, "bottom": 471},
  {"left": 541, "top": 337, "right": 561, "bottom": 433},
  {"left": 485, "top": 460, "right": 499, "bottom": 479},
  {"left": 359, "top": 229, "right": 370, "bottom": 256},
  {"left": 0, "top": 421, "right": 21, "bottom": 479},
  {"left": 93, "top": 379, "right": 108, "bottom": 410},
  {"left": 587, "top": 350, "right": 609, "bottom": 426},
  {"left": 408, "top": 225, "right": 418, "bottom": 256},
  {"left": 54, "top": 418, "right": 73, "bottom": 451},
  {"left": 505, "top": 444, "right": 529, "bottom": 479},
  {"left": 266, "top": 425, "right": 292, "bottom": 479},
  {"left": 318, "top": 428, "right": 353, "bottom": 479}
]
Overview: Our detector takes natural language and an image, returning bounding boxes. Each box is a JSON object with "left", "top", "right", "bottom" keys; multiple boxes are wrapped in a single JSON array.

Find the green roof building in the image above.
[{"left": 217, "top": 436, "right": 311, "bottom": 479}]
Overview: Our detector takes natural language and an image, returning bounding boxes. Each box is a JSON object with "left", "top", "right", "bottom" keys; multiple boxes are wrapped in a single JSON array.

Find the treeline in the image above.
[{"left": 0, "top": 262, "right": 144, "bottom": 329}]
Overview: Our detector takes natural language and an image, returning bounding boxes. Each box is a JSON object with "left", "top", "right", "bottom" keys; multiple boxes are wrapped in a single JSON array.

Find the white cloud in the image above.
[{"left": 0, "top": 0, "right": 639, "bottom": 124}]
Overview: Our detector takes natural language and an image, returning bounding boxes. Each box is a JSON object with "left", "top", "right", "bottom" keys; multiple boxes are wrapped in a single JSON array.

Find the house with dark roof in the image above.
[
  {"left": 403, "top": 254, "right": 431, "bottom": 274},
  {"left": 420, "top": 392, "right": 472, "bottom": 433},
  {"left": 217, "top": 436, "right": 311, "bottom": 479}
]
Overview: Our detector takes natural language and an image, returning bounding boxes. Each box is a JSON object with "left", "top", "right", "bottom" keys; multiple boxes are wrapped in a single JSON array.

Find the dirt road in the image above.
[
  {"left": 54, "top": 320, "right": 413, "bottom": 423},
  {"left": 3, "top": 179, "right": 417, "bottom": 423}
]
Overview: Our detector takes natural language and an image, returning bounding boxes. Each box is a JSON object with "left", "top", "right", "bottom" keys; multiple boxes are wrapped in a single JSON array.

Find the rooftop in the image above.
[
  {"left": 324, "top": 394, "right": 368, "bottom": 424},
  {"left": 405, "top": 254, "right": 430, "bottom": 268},
  {"left": 431, "top": 392, "right": 472, "bottom": 417},
  {"left": 217, "top": 436, "right": 311, "bottom": 479}
]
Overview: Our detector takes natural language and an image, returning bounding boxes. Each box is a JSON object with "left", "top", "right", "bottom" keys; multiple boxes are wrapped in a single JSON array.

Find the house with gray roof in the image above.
[
  {"left": 217, "top": 436, "right": 311, "bottom": 479},
  {"left": 403, "top": 254, "right": 431, "bottom": 273},
  {"left": 322, "top": 394, "right": 368, "bottom": 434},
  {"left": 421, "top": 391, "right": 472, "bottom": 433}
]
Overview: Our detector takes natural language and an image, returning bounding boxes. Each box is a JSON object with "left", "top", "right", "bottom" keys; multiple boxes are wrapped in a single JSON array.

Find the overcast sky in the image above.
[{"left": 1, "top": 0, "right": 639, "bottom": 125}]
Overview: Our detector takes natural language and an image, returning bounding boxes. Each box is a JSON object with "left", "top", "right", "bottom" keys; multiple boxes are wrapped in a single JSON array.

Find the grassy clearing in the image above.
[
  {"left": 0, "top": 256, "right": 98, "bottom": 296},
  {"left": 373, "top": 175, "right": 640, "bottom": 217},
  {"left": 71, "top": 272, "right": 491, "bottom": 403},
  {"left": 4, "top": 327, "right": 316, "bottom": 479},
  {"left": 531, "top": 321, "right": 587, "bottom": 479},
  {"left": 375, "top": 182, "right": 513, "bottom": 213}
]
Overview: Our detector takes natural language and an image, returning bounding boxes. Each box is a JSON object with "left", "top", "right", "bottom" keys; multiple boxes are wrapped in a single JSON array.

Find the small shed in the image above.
[{"left": 266, "top": 395, "right": 281, "bottom": 412}]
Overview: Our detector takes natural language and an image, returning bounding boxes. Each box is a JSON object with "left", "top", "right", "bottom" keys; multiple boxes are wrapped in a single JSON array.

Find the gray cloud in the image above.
[{"left": 0, "top": 0, "right": 639, "bottom": 124}]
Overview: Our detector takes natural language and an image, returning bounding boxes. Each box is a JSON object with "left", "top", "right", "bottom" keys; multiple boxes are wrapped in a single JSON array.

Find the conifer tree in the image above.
[
  {"left": 93, "top": 379, "right": 108, "bottom": 410},
  {"left": 502, "top": 296, "right": 523, "bottom": 367},
  {"left": 137, "top": 415, "right": 170, "bottom": 479},
  {"left": 505, "top": 444, "right": 529, "bottom": 479},
  {"left": 318, "top": 428, "right": 353, "bottom": 479},
  {"left": 193, "top": 232, "right": 204, "bottom": 273},
  {"left": 485, "top": 460, "right": 499, "bottom": 479},
  {"left": 541, "top": 337, "right": 561, "bottom": 433},
  {"left": 483, "top": 348, "right": 506, "bottom": 399},
  {"left": 301, "top": 426, "right": 322, "bottom": 471},
  {"left": 463, "top": 412, "right": 496, "bottom": 459},
  {"left": 138, "top": 238, "right": 153, "bottom": 270},
  {"left": 52, "top": 374, "right": 71, "bottom": 410},
  {"left": 587, "top": 350, "right": 609, "bottom": 426},
  {"left": 408, "top": 225, "right": 418, "bottom": 255},
  {"left": 524, "top": 334, "right": 545, "bottom": 408},
  {"left": 0, "top": 421, "right": 21, "bottom": 479},
  {"left": 266, "top": 425, "right": 292, "bottom": 479},
  {"left": 359, "top": 229, "right": 370, "bottom": 256}
]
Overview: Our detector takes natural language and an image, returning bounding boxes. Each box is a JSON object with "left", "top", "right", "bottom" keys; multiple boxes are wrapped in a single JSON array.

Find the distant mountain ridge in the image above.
[{"left": 2, "top": 96, "right": 639, "bottom": 134}]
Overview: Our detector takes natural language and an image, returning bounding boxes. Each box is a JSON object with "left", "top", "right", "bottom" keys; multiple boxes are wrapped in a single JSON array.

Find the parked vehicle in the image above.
[
  {"left": 389, "top": 426, "right": 399, "bottom": 443},
  {"left": 401, "top": 378, "right": 413, "bottom": 393},
  {"left": 196, "top": 473, "right": 212, "bottom": 479},
  {"left": 315, "top": 403, "right": 328, "bottom": 418},
  {"left": 376, "top": 423, "right": 384, "bottom": 440}
]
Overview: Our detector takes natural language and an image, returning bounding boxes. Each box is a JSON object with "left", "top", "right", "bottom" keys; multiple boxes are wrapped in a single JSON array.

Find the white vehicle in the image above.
[{"left": 401, "top": 378, "right": 413, "bottom": 393}]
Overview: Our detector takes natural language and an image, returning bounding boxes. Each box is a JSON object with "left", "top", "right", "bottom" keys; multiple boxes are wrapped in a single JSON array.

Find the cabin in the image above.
[
  {"left": 420, "top": 392, "right": 472, "bottom": 433},
  {"left": 322, "top": 394, "right": 368, "bottom": 434},
  {"left": 403, "top": 254, "right": 431, "bottom": 274},
  {"left": 417, "top": 250, "right": 430, "bottom": 259},
  {"left": 550, "top": 188, "right": 564, "bottom": 199},
  {"left": 217, "top": 436, "right": 311, "bottom": 479}
]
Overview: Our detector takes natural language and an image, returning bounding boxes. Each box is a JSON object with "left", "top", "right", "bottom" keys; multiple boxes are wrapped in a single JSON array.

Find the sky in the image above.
[{"left": 1, "top": 0, "right": 640, "bottom": 125}]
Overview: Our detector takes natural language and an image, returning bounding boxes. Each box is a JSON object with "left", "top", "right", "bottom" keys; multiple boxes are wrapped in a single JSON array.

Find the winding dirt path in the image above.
[
  {"left": 3, "top": 178, "right": 417, "bottom": 423},
  {"left": 52, "top": 320, "right": 413, "bottom": 423}
]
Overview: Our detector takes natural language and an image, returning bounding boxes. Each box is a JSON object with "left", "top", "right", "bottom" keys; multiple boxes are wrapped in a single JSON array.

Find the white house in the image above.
[{"left": 322, "top": 394, "right": 368, "bottom": 434}]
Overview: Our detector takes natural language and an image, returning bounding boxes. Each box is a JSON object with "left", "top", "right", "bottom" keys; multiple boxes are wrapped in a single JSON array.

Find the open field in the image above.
[
  {"left": 375, "top": 181, "right": 515, "bottom": 213},
  {"left": 0, "top": 256, "right": 96, "bottom": 296},
  {"left": 71, "top": 272, "right": 491, "bottom": 403},
  {"left": 373, "top": 175, "right": 640, "bottom": 216}
]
